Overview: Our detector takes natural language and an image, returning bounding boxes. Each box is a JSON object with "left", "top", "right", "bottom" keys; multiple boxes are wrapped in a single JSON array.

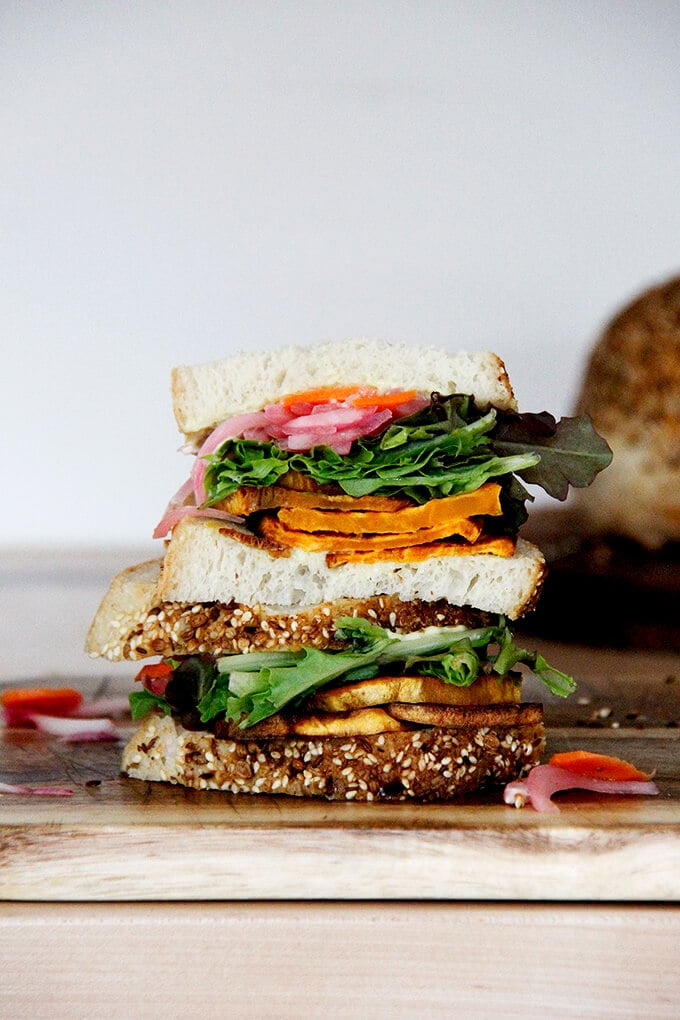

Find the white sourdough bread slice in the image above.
[
  {"left": 121, "top": 709, "right": 544, "bottom": 801},
  {"left": 158, "top": 518, "right": 545, "bottom": 611},
  {"left": 171, "top": 341, "right": 517, "bottom": 439},
  {"left": 85, "top": 531, "right": 545, "bottom": 660}
]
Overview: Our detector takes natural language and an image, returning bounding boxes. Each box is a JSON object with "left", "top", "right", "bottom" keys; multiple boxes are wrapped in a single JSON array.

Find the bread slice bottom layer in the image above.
[{"left": 122, "top": 708, "right": 544, "bottom": 802}]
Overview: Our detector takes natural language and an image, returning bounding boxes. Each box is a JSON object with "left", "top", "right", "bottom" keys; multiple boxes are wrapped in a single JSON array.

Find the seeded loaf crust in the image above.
[
  {"left": 574, "top": 275, "right": 680, "bottom": 548},
  {"left": 171, "top": 340, "right": 517, "bottom": 440},
  {"left": 122, "top": 707, "right": 544, "bottom": 801}
]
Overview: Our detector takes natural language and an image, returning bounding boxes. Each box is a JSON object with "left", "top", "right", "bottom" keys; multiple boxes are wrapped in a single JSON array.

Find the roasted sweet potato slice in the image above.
[
  {"left": 313, "top": 674, "right": 521, "bottom": 711},
  {"left": 386, "top": 702, "right": 542, "bottom": 728},
  {"left": 216, "top": 707, "right": 409, "bottom": 740},
  {"left": 278, "top": 483, "right": 502, "bottom": 535},
  {"left": 259, "top": 515, "right": 482, "bottom": 552},
  {"left": 326, "top": 534, "right": 516, "bottom": 567},
  {"left": 292, "top": 707, "right": 409, "bottom": 736},
  {"left": 215, "top": 485, "right": 411, "bottom": 516}
]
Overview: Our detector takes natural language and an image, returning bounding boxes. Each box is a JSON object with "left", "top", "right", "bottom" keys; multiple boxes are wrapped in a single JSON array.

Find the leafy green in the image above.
[
  {"left": 190, "top": 616, "right": 576, "bottom": 729},
  {"left": 130, "top": 617, "right": 575, "bottom": 728},
  {"left": 202, "top": 393, "right": 611, "bottom": 510},
  {"left": 129, "top": 688, "right": 172, "bottom": 721},
  {"left": 205, "top": 439, "right": 290, "bottom": 504},
  {"left": 491, "top": 411, "right": 613, "bottom": 501}
]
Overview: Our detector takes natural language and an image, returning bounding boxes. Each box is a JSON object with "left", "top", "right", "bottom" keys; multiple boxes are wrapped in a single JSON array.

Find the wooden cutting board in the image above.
[{"left": 2, "top": 660, "right": 680, "bottom": 903}]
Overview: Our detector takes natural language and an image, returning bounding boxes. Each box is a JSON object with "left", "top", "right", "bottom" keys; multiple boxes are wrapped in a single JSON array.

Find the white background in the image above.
[{"left": 3, "top": 1, "right": 680, "bottom": 548}]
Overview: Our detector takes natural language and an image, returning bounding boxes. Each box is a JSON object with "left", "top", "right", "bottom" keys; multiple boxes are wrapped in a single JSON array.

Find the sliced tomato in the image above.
[
  {"left": 134, "top": 661, "right": 173, "bottom": 695},
  {"left": 1, "top": 686, "right": 83, "bottom": 726},
  {"left": 134, "top": 662, "right": 173, "bottom": 682},
  {"left": 548, "top": 750, "right": 653, "bottom": 783}
]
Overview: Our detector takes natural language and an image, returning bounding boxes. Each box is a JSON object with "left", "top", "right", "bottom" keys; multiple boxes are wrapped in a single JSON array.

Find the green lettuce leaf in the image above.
[{"left": 129, "top": 689, "right": 172, "bottom": 721}]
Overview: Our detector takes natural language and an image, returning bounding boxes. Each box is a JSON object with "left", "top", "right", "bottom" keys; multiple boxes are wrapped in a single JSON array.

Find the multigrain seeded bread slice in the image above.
[
  {"left": 121, "top": 707, "right": 544, "bottom": 801},
  {"left": 86, "top": 572, "right": 493, "bottom": 661},
  {"left": 85, "top": 536, "right": 546, "bottom": 660},
  {"left": 157, "top": 518, "right": 546, "bottom": 612},
  {"left": 171, "top": 340, "right": 517, "bottom": 440}
]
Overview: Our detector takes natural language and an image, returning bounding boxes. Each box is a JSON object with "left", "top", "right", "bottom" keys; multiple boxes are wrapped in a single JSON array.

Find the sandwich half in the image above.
[{"left": 87, "top": 339, "right": 611, "bottom": 801}]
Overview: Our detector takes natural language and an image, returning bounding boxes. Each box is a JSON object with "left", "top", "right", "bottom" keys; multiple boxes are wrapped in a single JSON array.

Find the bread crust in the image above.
[
  {"left": 90, "top": 589, "right": 493, "bottom": 661},
  {"left": 122, "top": 708, "right": 544, "bottom": 801}
]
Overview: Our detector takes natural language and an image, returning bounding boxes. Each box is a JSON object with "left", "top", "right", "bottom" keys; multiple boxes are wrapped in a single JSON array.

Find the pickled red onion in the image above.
[
  {"left": 185, "top": 390, "right": 428, "bottom": 507},
  {"left": 24, "top": 712, "right": 121, "bottom": 742},
  {"left": 192, "top": 411, "right": 269, "bottom": 504},
  {"left": 0, "top": 781, "right": 73, "bottom": 797},
  {"left": 153, "top": 505, "right": 244, "bottom": 540},
  {"left": 504, "top": 763, "right": 659, "bottom": 814}
]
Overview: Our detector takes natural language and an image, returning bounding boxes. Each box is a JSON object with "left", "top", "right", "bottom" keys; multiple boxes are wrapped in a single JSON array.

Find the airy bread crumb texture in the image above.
[
  {"left": 159, "top": 520, "right": 546, "bottom": 617},
  {"left": 122, "top": 709, "right": 544, "bottom": 801},
  {"left": 87, "top": 542, "right": 546, "bottom": 660}
]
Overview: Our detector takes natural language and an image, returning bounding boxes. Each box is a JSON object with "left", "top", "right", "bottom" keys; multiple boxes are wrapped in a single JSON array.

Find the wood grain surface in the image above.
[
  {"left": 1, "top": 721, "right": 679, "bottom": 902},
  {"left": 2, "top": 901, "right": 680, "bottom": 1019},
  {"left": 3, "top": 552, "right": 680, "bottom": 1016},
  {"left": 2, "top": 551, "right": 680, "bottom": 903}
]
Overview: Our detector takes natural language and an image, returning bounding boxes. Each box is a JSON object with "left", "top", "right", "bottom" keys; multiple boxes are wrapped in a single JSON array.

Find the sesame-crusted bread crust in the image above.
[
  {"left": 171, "top": 340, "right": 517, "bottom": 440},
  {"left": 122, "top": 708, "right": 544, "bottom": 801},
  {"left": 574, "top": 275, "right": 680, "bottom": 548},
  {"left": 85, "top": 534, "right": 546, "bottom": 661},
  {"left": 90, "top": 588, "right": 493, "bottom": 661}
]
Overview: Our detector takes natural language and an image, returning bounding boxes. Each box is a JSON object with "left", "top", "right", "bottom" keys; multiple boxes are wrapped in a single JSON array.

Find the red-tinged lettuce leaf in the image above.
[{"left": 490, "top": 412, "right": 613, "bottom": 500}]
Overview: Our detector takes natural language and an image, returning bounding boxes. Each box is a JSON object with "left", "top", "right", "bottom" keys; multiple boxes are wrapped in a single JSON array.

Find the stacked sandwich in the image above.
[{"left": 87, "top": 340, "right": 611, "bottom": 800}]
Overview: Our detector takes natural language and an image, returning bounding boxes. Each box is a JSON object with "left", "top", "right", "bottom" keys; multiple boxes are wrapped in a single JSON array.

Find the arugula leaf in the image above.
[
  {"left": 205, "top": 438, "right": 290, "bottom": 503},
  {"left": 491, "top": 626, "right": 576, "bottom": 697}
]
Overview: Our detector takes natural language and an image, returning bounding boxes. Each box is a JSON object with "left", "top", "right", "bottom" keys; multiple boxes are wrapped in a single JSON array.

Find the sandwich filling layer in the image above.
[
  {"left": 129, "top": 615, "right": 575, "bottom": 737},
  {"left": 86, "top": 342, "right": 613, "bottom": 800}
]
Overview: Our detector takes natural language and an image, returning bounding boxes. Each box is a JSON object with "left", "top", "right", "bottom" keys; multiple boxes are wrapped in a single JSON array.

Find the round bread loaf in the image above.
[{"left": 574, "top": 275, "right": 680, "bottom": 548}]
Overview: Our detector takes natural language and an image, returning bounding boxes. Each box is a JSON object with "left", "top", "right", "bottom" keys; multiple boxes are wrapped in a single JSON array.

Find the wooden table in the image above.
[{"left": 2, "top": 548, "right": 680, "bottom": 1017}]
